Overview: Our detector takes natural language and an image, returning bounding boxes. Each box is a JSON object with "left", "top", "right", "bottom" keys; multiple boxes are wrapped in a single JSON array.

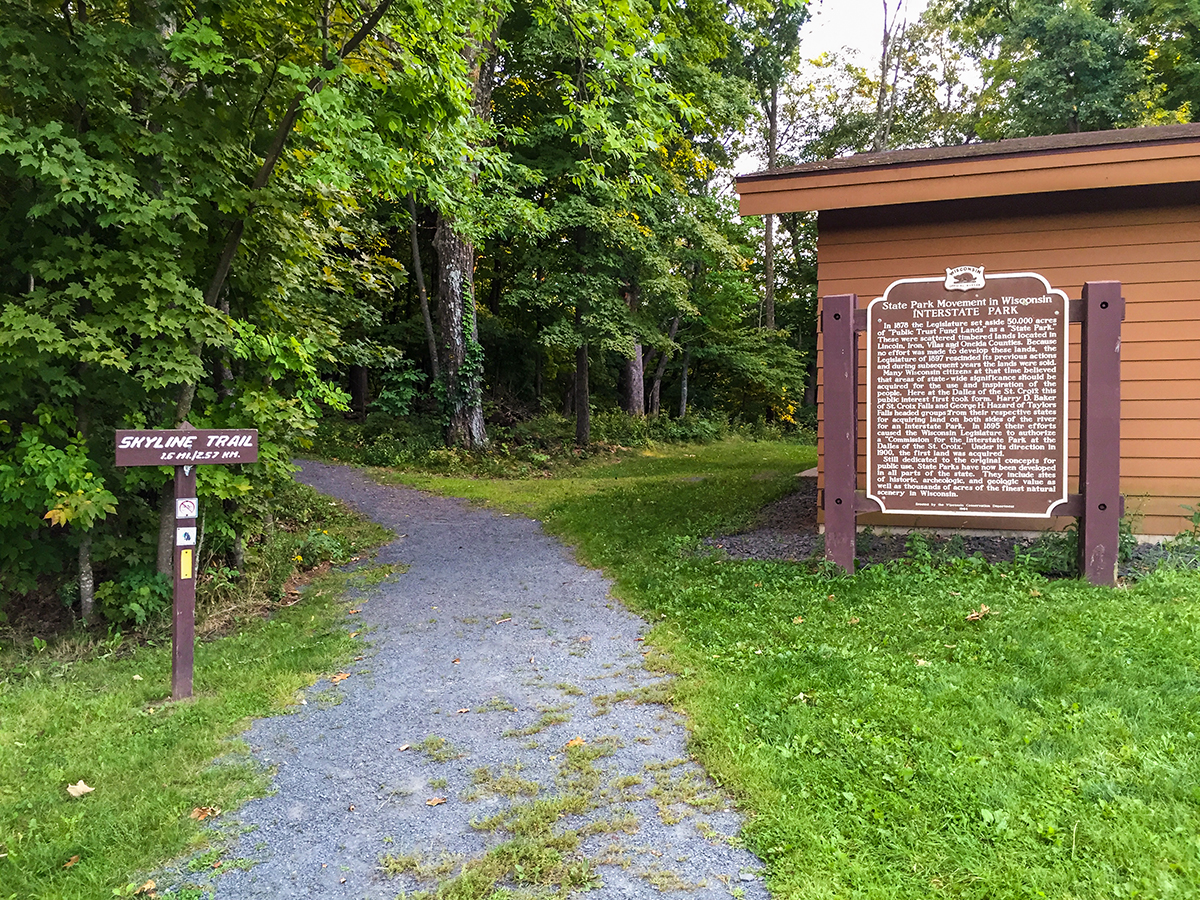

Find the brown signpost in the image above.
[
  {"left": 822, "top": 274, "right": 1123, "bottom": 586},
  {"left": 114, "top": 423, "right": 258, "bottom": 699}
]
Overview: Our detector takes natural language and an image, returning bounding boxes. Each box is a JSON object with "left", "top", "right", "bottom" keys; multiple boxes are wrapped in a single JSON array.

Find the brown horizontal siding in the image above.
[
  {"left": 818, "top": 222, "right": 1200, "bottom": 263},
  {"left": 813, "top": 191, "right": 1200, "bottom": 537},
  {"left": 1123, "top": 400, "right": 1200, "bottom": 419},
  {"left": 820, "top": 238, "right": 1200, "bottom": 273},
  {"left": 1125, "top": 320, "right": 1200, "bottom": 340}
]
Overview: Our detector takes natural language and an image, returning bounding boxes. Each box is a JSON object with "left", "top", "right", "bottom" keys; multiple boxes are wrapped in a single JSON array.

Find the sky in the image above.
[
  {"left": 731, "top": 0, "right": 932, "bottom": 178},
  {"left": 798, "top": 0, "right": 930, "bottom": 63}
]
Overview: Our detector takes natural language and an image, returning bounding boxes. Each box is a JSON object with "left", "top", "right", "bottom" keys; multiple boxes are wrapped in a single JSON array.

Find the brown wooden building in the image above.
[{"left": 735, "top": 123, "right": 1200, "bottom": 538}]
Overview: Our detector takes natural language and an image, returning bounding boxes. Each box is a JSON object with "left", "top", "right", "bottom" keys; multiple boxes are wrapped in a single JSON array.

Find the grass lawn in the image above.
[
  {"left": 383, "top": 438, "right": 1200, "bottom": 899},
  {"left": 0, "top": 484, "right": 391, "bottom": 900}
]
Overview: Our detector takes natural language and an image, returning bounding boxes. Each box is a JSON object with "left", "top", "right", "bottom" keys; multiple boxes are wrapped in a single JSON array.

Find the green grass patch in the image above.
[
  {"left": 0, "top": 482, "right": 393, "bottom": 899},
  {"left": 374, "top": 437, "right": 1200, "bottom": 898}
]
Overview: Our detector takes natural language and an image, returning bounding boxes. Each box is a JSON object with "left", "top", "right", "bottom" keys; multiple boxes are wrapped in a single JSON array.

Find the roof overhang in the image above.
[{"left": 735, "top": 123, "right": 1200, "bottom": 217}]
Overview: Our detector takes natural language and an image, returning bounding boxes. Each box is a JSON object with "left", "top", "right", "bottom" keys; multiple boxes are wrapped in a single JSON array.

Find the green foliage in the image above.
[
  {"left": 94, "top": 568, "right": 171, "bottom": 628},
  {"left": 0, "top": 0, "right": 494, "bottom": 617},
  {"left": 0, "top": 478, "right": 391, "bottom": 900},
  {"left": 373, "top": 360, "right": 425, "bottom": 418},
  {"left": 968, "top": 0, "right": 1143, "bottom": 136}
]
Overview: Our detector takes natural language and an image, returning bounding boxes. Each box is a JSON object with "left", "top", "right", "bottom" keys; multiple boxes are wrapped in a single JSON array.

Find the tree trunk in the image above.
[
  {"left": 574, "top": 302, "right": 590, "bottom": 447},
  {"left": 649, "top": 316, "right": 680, "bottom": 416},
  {"left": 434, "top": 216, "right": 488, "bottom": 448},
  {"left": 623, "top": 286, "right": 644, "bottom": 416},
  {"left": 407, "top": 194, "right": 439, "bottom": 379},
  {"left": 678, "top": 346, "right": 690, "bottom": 418},
  {"left": 624, "top": 349, "right": 644, "bottom": 416},
  {"left": 872, "top": 0, "right": 905, "bottom": 153},
  {"left": 432, "top": 24, "right": 501, "bottom": 449},
  {"left": 763, "top": 82, "right": 779, "bottom": 330},
  {"left": 78, "top": 533, "right": 94, "bottom": 626},
  {"left": 534, "top": 346, "right": 543, "bottom": 405},
  {"left": 157, "top": 483, "right": 174, "bottom": 576},
  {"left": 72, "top": 374, "right": 95, "bottom": 624},
  {"left": 349, "top": 365, "right": 369, "bottom": 418}
]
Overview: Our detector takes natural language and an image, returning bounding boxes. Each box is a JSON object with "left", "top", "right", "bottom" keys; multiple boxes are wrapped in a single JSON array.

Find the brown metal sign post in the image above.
[{"left": 114, "top": 423, "right": 258, "bottom": 699}]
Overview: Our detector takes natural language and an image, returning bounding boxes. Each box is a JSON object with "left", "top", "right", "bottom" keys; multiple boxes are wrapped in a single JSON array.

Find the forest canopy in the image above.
[{"left": 1, "top": 0, "right": 1194, "bottom": 621}]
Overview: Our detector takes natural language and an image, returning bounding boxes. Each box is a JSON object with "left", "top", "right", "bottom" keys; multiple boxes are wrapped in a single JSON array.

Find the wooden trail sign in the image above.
[
  {"left": 114, "top": 423, "right": 258, "bottom": 699},
  {"left": 822, "top": 276, "right": 1123, "bottom": 586}
]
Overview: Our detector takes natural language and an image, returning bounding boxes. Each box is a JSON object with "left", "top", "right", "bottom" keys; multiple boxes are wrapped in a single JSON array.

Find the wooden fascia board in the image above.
[{"left": 736, "top": 142, "right": 1200, "bottom": 216}]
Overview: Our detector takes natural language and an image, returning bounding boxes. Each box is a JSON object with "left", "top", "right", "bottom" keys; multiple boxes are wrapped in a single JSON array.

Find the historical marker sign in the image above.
[{"left": 866, "top": 270, "right": 1068, "bottom": 517}]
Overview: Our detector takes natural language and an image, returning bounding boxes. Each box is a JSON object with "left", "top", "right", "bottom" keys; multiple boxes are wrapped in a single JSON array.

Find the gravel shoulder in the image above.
[
  {"left": 167, "top": 461, "right": 769, "bottom": 899},
  {"left": 705, "top": 476, "right": 1198, "bottom": 577}
]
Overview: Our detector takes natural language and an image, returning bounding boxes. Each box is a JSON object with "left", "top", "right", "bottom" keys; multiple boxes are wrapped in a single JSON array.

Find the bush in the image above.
[
  {"left": 293, "top": 529, "right": 350, "bottom": 569},
  {"left": 95, "top": 567, "right": 172, "bottom": 627}
]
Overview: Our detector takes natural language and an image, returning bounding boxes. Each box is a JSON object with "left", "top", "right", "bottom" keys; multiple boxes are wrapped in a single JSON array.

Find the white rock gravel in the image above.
[{"left": 163, "top": 460, "right": 769, "bottom": 899}]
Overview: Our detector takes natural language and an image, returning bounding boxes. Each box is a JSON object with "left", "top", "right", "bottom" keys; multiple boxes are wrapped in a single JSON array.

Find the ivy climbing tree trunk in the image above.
[
  {"left": 435, "top": 219, "right": 488, "bottom": 447},
  {"left": 433, "top": 18, "right": 500, "bottom": 449}
]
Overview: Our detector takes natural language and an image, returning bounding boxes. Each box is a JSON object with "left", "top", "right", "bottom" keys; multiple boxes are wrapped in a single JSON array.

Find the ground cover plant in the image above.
[
  {"left": 0, "top": 484, "right": 391, "bottom": 899},
  {"left": 382, "top": 438, "right": 1200, "bottom": 898}
]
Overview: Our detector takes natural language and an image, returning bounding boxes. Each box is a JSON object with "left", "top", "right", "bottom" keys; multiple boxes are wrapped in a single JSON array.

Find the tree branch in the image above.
[{"left": 200, "top": 0, "right": 396, "bottom": 309}]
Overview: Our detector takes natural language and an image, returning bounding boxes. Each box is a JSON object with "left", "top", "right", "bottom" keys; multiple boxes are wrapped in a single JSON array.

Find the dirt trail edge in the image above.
[{"left": 176, "top": 460, "right": 769, "bottom": 899}]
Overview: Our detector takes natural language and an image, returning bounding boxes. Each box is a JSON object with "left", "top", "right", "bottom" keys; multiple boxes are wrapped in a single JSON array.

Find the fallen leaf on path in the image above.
[
  {"left": 349, "top": 632, "right": 359, "bottom": 638},
  {"left": 452, "top": 659, "right": 461, "bottom": 665},
  {"left": 330, "top": 672, "right": 350, "bottom": 684},
  {"left": 348, "top": 609, "right": 360, "bottom": 614},
  {"left": 189, "top": 806, "right": 220, "bottom": 821},
  {"left": 426, "top": 797, "right": 447, "bottom": 806},
  {"left": 66, "top": 781, "right": 94, "bottom": 798},
  {"left": 792, "top": 616, "right": 804, "bottom": 624},
  {"left": 134, "top": 880, "right": 156, "bottom": 895},
  {"left": 578, "top": 635, "right": 591, "bottom": 643},
  {"left": 966, "top": 604, "right": 993, "bottom": 622},
  {"left": 564, "top": 737, "right": 586, "bottom": 749},
  {"left": 212, "top": 859, "right": 223, "bottom": 869},
  {"left": 63, "top": 855, "right": 79, "bottom": 868}
]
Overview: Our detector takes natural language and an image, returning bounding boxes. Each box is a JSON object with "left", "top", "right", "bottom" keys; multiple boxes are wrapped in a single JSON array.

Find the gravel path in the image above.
[{"left": 169, "top": 461, "right": 768, "bottom": 899}]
